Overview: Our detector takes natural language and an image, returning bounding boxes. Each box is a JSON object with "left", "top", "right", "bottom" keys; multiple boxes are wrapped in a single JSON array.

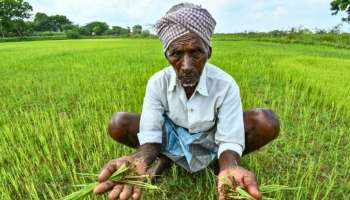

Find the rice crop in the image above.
[
  {"left": 225, "top": 184, "right": 299, "bottom": 200},
  {"left": 63, "top": 163, "right": 159, "bottom": 200},
  {"left": 0, "top": 39, "right": 349, "bottom": 199}
]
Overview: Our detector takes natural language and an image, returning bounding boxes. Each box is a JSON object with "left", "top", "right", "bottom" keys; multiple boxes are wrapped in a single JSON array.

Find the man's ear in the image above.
[
  {"left": 208, "top": 46, "right": 212, "bottom": 59},
  {"left": 164, "top": 51, "right": 169, "bottom": 60},
  {"left": 164, "top": 51, "right": 171, "bottom": 63}
]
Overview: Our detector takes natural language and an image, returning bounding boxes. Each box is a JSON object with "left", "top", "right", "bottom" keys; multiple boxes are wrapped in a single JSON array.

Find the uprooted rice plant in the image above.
[
  {"left": 0, "top": 39, "right": 349, "bottom": 199},
  {"left": 63, "top": 163, "right": 159, "bottom": 200}
]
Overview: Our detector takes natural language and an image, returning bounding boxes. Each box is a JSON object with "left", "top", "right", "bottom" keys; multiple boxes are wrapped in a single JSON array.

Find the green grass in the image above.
[{"left": 0, "top": 39, "right": 349, "bottom": 199}]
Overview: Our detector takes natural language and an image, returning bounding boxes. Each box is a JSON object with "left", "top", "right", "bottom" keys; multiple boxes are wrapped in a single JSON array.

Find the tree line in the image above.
[
  {"left": 0, "top": 0, "right": 150, "bottom": 38},
  {"left": 1, "top": 0, "right": 349, "bottom": 39}
]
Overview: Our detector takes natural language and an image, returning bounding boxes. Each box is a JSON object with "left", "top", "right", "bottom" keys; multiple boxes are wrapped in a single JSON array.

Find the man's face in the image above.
[{"left": 166, "top": 32, "right": 211, "bottom": 87}]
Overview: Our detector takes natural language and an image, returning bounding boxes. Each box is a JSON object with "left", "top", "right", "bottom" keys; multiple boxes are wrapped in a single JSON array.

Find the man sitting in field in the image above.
[{"left": 93, "top": 3, "right": 279, "bottom": 200}]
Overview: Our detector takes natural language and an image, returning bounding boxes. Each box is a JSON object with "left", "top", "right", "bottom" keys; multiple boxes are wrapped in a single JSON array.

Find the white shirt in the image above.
[{"left": 137, "top": 62, "right": 245, "bottom": 157}]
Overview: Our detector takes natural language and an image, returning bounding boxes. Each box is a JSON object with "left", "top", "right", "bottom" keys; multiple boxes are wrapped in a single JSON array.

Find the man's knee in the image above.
[
  {"left": 255, "top": 108, "right": 280, "bottom": 141},
  {"left": 243, "top": 108, "right": 280, "bottom": 154},
  {"left": 108, "top": 112, "right": 130, "bottom": 141}
]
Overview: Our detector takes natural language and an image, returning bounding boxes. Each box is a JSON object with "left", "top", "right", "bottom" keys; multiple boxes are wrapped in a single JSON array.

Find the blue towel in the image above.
[{"left": 161, "top": 115, "right": 218, "bottom": 172}]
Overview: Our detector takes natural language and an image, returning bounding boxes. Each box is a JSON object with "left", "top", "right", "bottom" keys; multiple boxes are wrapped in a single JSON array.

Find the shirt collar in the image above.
[
  {"left": 168, "top": 67, "right": 177, "bottom": 92},
  {"left": 195, "top": 64, "right": 208, "bottom": 96},
  {"left": 168, "top": 63, "right": 208, "bottom": 97}
]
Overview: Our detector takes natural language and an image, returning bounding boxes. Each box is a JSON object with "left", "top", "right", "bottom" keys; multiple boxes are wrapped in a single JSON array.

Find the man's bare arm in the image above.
[
  {"left": 132, "top": 143, "right": 161, "bottom": 166},
  {"left": 219, "top": 150, "right": 240, "bottom": 171}
]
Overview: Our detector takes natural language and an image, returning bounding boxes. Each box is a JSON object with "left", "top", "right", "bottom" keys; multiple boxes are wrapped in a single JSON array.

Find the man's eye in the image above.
[
  {"left": 191, "top": 49, "right": 202, "bottom": 56},
  {"left": 172, "top": 51, "right": 182, "bottom": 58}
]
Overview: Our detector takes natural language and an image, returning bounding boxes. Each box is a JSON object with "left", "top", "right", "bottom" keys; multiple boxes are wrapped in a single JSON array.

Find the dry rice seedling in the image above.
[
  {"left": 63, "top": 163, "right": 160, "bottom": 200},
  {"left": 224, "top": 184, "right": 299, "bottom": 200}
]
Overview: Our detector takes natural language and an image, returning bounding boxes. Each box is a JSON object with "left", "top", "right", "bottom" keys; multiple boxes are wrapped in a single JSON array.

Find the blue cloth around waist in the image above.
[{"left": 160, "top": 115, "right": 218, "bottom": 172}]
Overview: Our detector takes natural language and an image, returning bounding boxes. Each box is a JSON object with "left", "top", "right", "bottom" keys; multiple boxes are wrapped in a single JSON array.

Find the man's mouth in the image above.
[
  {"left": 183, "top": 76, "right": 194, "bottom": 79},
  {"left": 181, "top": 73, "right": 196, "bottom": 79},
  {"left": 180, "top": 76, "right": 198, "bottom": 87},
  {"left": 181, "top": 76, "right": 195, "bottom": 82}
]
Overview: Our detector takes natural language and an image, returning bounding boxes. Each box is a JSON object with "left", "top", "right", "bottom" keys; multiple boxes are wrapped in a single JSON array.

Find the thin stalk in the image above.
[
  {"left": 62, "top": 163, "right": 160, "bottom": 200},
  {"left": 227, "top": 185, "right": 300, "bottom": 200}
]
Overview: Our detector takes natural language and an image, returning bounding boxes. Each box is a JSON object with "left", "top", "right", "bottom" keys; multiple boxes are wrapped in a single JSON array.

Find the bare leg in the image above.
[
  {"left": 242, "top": 108, "right": 280, "bottom": 155},
  {"left": 107, "top": 112, "right": 141, "bottom": 148}
]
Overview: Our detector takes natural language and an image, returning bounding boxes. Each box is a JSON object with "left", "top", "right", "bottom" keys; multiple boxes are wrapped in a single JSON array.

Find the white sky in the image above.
[{"left": 28, "top": 0, "right": 350, "bottom": 33}]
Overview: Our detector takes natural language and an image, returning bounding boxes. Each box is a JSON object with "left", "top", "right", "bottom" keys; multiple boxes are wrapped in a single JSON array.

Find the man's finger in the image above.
[
  {"left": 99, "top": 160, "right": 124, "bottom": 182},
  {"left": 108, "top": 184, "right": 123, "bottom": 200},
  {"left": 93, "top": 180, "right": 115, "bottom": 194},
  {"left": 217, "top": 183, "right": 225, "bottom": 200},
  {"left": 243, "top": 175, "right": 262, "bottom": 200},
  {"left": 119, "top": 184, "right": 133, "bottom": 200},
  {"left": 132, "top": 186, "right": 142, "bottom": 200},
  {"left": 217, "top": 177, "right": 233, "bottom": 200},
  {"left": 234, "top": 175, "right": 244, "bottom": 188},
  {"left": 218, "top": 190, "right": 226, "bottom": 200},
  {"left": 246, "top": 186, "right": 262, "bottom": 200}
]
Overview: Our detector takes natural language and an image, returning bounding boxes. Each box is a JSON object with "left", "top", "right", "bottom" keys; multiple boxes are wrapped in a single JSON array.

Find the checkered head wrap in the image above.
[{"left": 154, "top": 3, "right": 216, "bottom": 52}]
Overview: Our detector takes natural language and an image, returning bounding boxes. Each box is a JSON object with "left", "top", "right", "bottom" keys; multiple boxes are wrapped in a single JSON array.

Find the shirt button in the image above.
[{"left": 189, "top": 108, "right": 194, "bottom": 112}]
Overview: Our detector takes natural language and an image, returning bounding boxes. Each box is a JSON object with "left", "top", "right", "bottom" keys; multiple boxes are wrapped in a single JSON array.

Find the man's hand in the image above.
[
  {"left": 93, "top": 155, "right": 146, "bottom": 200},
  {"left": 93, "top": 143, "right": 160, "bottom": 200},
  {"left": 218, "top": 150, "right": 261, "bottom": 200},
  {"left": 217, "top": 166, "right": 261, "bottom": 200}
]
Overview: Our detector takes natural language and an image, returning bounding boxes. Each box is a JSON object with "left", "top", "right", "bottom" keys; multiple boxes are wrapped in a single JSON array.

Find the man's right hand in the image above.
[{"left": 93, "top": 155, "right": 147, "bottom": 200}]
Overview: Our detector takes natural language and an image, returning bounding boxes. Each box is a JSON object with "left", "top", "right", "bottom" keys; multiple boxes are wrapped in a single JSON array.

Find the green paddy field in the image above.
[{"left": 0, "top": 39, "right": 349, "bottom": 199}]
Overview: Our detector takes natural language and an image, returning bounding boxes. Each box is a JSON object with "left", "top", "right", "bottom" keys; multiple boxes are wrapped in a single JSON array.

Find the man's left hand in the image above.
[{"left": 217, "top": 166, "right": 262, "bottom": 200}]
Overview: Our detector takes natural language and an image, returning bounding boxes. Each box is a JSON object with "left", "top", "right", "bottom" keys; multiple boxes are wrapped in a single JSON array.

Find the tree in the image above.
[
  {"left": 62, "top": 23, "right": 80, "bottom": 39},
  {"left": 48, "top": 15, "right": 72, "bottom": 32},
  {"left": 33, "top": 12, "right": 50, "bottom": 31},
  {"left": 105, "top": 26, "right": 131, "bottom": 36},
  {"left": 34, "top": 13, "right": 72, "bottom": 32},
  {"left": 78, "top": 26, "right": 89, "bottom": 35},
  {"left": 141, "top": 29, "right": 150, "bottom": 37},
  {"left": 62, "top": 24, "right": 79, "bottom": 32},
  {"left": 11, "top": 19, "right": 25, "bottom": 36},
  {"left": 0, "top": 0, "right": 33, "bottom": 37},
  {"left": 21, "top": 20, "right": 33, "bottom": 35},
  {"left": 329, "top": 23, "right": 343, "bottom": 33},
  {"left": 126, "top": 27, "right": 131, "bottom": 35},
  {"left": 92, "top": 25, "right": 102, "bottom": 35},
  {"left": 82, "top": 21, "right": 109, "bottom": 35},
  {"left": 132, "top": 24, "right": 142, "bottom": 35},
  {"left": 331, "top": 0, "right": 350, "bottom": 22},
  {"left": 109, "top": 26, "right": 124, "bottom": 35}
]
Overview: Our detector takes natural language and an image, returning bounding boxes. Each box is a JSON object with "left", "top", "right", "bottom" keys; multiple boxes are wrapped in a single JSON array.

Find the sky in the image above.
[{"left": 28, "top": 0, "right": 350, "bottom": 33}]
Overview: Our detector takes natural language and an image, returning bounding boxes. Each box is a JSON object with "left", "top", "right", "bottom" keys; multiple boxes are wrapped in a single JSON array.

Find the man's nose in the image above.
[{"left": 181, "top": 54, "right": 193, "bottom": 73}]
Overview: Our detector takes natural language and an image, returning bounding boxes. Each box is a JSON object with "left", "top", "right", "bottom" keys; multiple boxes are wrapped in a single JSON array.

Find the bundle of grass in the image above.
[
  {"left": 63, "top": 163, "right": 160, "bottom": 200},
  {"left": 223, "top": 184, "right": 299, "bottom": 200}
]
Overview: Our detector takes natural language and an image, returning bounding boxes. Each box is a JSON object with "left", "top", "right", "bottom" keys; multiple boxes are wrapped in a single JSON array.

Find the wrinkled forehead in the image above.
[{"left": 167, "top": 32, "right": 207, "bottom": 51}]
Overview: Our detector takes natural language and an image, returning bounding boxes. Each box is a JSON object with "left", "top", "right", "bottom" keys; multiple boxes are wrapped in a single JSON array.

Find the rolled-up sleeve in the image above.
[
  {"left": 215, "top": 82, "right": 245, "bottom": 158},
  {"left": 137, "top": 77, "right": 165, "bottom": 145}
]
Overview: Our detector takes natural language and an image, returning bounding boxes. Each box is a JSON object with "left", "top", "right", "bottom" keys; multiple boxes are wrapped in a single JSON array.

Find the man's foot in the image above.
[{"left": 147, "top": 155, "right": 172, "bottom": 183}]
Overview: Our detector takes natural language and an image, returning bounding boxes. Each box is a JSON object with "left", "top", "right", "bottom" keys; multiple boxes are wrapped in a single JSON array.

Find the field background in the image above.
[{"left": 0, "top": 39, "right": 349, "bottom": 199}]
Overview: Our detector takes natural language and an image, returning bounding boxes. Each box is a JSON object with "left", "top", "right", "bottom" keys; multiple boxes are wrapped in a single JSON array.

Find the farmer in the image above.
[{"left": 94, "top": 3, "right": 279, "bottom": 200}]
